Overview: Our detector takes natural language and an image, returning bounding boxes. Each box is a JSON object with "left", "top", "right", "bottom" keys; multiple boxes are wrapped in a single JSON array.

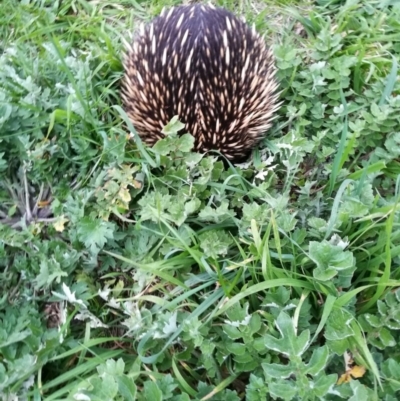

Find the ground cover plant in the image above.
[{"left": 1, "top": 0, "right": 400, "bottom": 399}]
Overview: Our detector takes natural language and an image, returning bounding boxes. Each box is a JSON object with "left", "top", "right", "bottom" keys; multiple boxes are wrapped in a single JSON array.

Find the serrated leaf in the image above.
[
  {"left": 138, "top": 192, "right": 172, "bottom": 222},
  {"left": 158, "top": 374, "right": 177, "bottom": 399},
  {"left": 34, "top": 258, "right": 68, "bottom": 290},
  {"left": 198, "top": 230, "right": 233, "bottom": 258},
  {"left": 0, "top": 329, "right": 31, "bottom": 348},
  {"left": 98, "top": 358, "right": 125, "bottom": 376},
  {"left": 198, "top": 200, "right": 235, "bottom": 223},
  {"left": 169, "top": 200, "right": 186, "bottom": 226},
  {"left": 77, "top": 217, "right": 114, "bottom": 254},
  {"left": 246, "top": 374, "right": 269, "bottom": 401}
]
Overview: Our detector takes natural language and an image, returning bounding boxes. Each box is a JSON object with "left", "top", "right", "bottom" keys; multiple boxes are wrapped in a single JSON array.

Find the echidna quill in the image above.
[{"left": 121, "top": 4, "right": 282, "bottom": 162}]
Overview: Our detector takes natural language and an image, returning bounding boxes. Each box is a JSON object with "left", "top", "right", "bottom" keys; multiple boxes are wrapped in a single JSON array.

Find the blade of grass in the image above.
[
  {"left": 359, "top": 176, "right": 400, "bottom": 312},
  {"left": 200, "top": 373, "right": 239, "bottom": 401},
  {"left": 324, "top": 179, "right": 354, "bottom": 240},
  {"left": 113, "top": 105, "right": 158, "bottom": 168},
  {"left": 172, "top": 357, "right": 197, "bottom": 397},
  {"left": 310, "top": 294, "right": 336, "bottom": 344},
  {"left": 350, "top": 320, "right": 382, "bottom": 388},
  {"left": 216, "top": 278, "right": 319, "bottom": 317},
  {"left": 379, "top": 53, "right": 398, "bottom": 106},
  {"left": 103, "top": 250, "right": 188, "bottom": 289},
  {"left": 348, "top": 160, "right": 386, "bottom": 182},
  {"left": 40, "top": 349, "right": 123, "bottom": 391}
]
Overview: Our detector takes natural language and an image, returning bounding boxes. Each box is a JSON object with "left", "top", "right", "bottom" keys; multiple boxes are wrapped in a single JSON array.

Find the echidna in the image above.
[{"left": 121, "top": 3, "right": 281, "bottom": 162}]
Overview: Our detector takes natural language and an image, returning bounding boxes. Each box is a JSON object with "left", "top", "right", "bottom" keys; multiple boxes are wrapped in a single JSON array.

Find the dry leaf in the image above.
[{"left": 53, "top": 215, "right": 69, "bottom": 232}]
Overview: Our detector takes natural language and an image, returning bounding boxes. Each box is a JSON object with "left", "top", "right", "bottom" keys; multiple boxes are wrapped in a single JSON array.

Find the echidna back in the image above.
[{"left": 122, "top": 4, "right": 281, "bottom": 161}]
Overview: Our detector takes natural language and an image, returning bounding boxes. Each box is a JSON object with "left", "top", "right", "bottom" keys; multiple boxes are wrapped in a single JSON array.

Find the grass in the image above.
[{"left": 1, "top": 0, "right": 400, "bottom": 400}]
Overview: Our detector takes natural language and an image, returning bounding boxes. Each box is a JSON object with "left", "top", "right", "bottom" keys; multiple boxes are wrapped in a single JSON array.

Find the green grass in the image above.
[{"left": 1, "top": 0, "right": 400, "bottom": 400}]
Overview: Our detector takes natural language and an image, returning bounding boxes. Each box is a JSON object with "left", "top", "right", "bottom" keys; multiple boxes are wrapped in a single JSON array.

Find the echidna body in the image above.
[{"left": 121, "top": 4, "right": 281, "bottom": 161}]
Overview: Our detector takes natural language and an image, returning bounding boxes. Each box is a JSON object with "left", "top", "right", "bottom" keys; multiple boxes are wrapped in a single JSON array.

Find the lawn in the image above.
[{"left": 1, "top": 0, "right": 400, "bottom": 399}]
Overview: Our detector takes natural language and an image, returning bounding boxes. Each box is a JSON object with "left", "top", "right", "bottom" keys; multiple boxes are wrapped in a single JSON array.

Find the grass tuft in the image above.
[{"left": 1, "top": 0, "right": 400, "bottom": 399}]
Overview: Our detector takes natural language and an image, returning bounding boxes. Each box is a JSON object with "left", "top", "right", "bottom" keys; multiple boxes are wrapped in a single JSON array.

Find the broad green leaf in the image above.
[
  {"left": 161, "top": 115, "right": 186, "bottom": 135},
  {"left": 269, "top": 381, "right": 297, "bottom": 401},
  {"left": 264, "top": 312, "right": 310, "bottom": 358},
  {"left": 325, "top": 308, "right": 354, "bottom": 341},
  {"left": 177, "top": 134, "right": 195, "bottom": 152},
  {"left": 117, "top": 376, "right": 137, "bottom": 401},
  {"left": 306, "top": 345, "right": 329, "bottom": 376},
  {"left": 143, "top": 381, "right": 163, "bottom": 401},
  {"left": 313, "top": 374, "right": 338, "bottom": 397},
  {"left": 226, "top": 342, "right": 246, "bottom": 356},
  {"left": 77, "top": 217, "right": 114, "bottom": 254},
  {"left": 348, "top": 380, "right": 371, "bottom": 401},
  {"left": 309, "top": 240, "right": 355, "bottom": 283},
  {"left": 262, "top": 362, "right": 294, "bottom": 379},
  {"left": 198, "top": 230, "right": 233, "bottom": 258}
]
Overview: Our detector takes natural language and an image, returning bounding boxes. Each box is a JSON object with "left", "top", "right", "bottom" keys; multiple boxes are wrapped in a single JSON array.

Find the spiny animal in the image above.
[{"left": 121, "top": 3, "right": 281, "bottom": 162}]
